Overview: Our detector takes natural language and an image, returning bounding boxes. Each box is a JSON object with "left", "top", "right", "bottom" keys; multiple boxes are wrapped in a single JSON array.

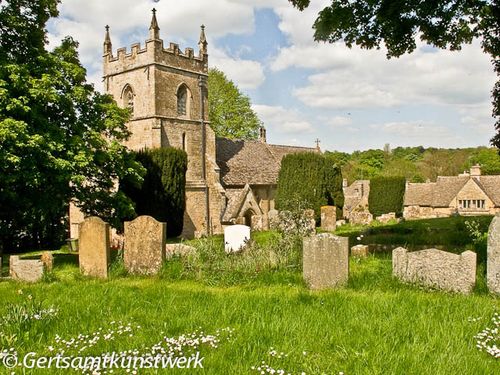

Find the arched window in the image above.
[
  {"left": 177, "top": 84, "right": 189, "bottom": 117},
  {"left": 122, "top": 85, "right": 134, "bottom": 116},
  {"left": 182, "top": 133, "right": 186, "bottom": 151}
]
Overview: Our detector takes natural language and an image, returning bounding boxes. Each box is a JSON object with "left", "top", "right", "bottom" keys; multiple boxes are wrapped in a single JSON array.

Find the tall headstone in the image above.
[
  {"left": 124, "top": 215, "right": 166, "bottom": 274},
  {"left": 303, "top": 233, "right": 349, "bottom": 290},
  {"left": 224, "top": 225, "right": 250, "bottom": 253},
  {"left": 9, "top": 256, "right": 44, "bottom": 283},
  {"left": 79, "top": 216, "right": 111, "bottom": 279},
  {"left": 320, "top": 206, "right": 336, "bottom": 231},
  {"left": 487, "top": 214, "right": 500, "bottom": 294},
  {"left": 393, "top": 247, "right": 476, "bottom": 294}
]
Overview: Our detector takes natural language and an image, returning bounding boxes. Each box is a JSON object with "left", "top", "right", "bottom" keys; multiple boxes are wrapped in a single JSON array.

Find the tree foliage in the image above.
[
  {"left": 368, "top": 176, "right": 406, "bottom": 217},
  {"left": 208, "top": 67, "right": 262, "bottom": 140},
  {"left": 120, "top": 148, "right": 187, "bottom": 237},
  {"left": 0, "top": 0, "right": 143, "bottom": 251},
  {"left": 289, "top": 0, "right": 500, "bottom": 150},
  {"left": 276, "top": 152, "right": 344, "bottom": 221}
]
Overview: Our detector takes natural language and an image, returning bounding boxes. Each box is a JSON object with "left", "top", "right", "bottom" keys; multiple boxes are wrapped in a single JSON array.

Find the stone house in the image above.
[
  {"left": 69, "top": 10, "right": 316, "bottom": 238},
  {"left": 403, "top": 165, "right": 500, "bottom": 219},
  {"left": 342, "top": 179, "right": 372, "bottom": 223}
]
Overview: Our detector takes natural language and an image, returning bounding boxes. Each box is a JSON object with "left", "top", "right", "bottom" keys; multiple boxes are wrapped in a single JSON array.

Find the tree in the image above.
[
  {"left": 368, "top": 176, "right": 406, "bottom": 217},
  {"left": 289, "top": 0, "right": 500, "bottom": 150},
  {"left": 276, "top": 152, "right": 344, "bottom": 221},
  {"left": 0, "top": 0, "right": 143, "bottom": 251},
  {"left": 208, "top": 67, "right": 262, "bottom": 139},
  {"left": 120, "top": 148, "right": 187, "bottom": 237}
]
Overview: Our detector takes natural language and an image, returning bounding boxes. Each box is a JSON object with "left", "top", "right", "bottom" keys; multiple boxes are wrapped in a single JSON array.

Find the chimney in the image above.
[
  {"left": 259, "top": 126, "right": 266, "bottom": 143},
  {"left": 470, "top": 164, "right": 481, "bottom": 177}
]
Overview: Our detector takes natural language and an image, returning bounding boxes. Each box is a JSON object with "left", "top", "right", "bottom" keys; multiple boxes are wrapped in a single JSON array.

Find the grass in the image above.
[
  {"left": 334, "top": 215, "right": 493, "bottom": 253},
  {"left": 0, "top": 219, "right": 498, "bottom": 374}
]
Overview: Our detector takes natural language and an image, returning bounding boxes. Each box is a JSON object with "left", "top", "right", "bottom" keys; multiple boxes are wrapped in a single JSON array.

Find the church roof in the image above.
[{"left": 216, "top": 138, "right": 316, "bottom": 186}]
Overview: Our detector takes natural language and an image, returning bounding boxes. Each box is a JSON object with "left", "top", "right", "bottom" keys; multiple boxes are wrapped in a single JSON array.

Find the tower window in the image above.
[
  {"left": 122, "top": 85, "right": 134, "bottom": 116},
  {"left": 182, "top": 133, "right": 186, "bottom": 151},
  {"left": 177, "top": 84, "right": 188, "bottom": 116}
]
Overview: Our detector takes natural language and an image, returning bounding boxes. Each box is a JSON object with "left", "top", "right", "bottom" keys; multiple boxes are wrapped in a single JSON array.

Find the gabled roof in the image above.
[
  {"left": 404, "top": 175, "right": 500, "bottom": 207},
  {"left": 222, "top": 184, "right": 263, "bottom": 223},
  {"left": 216, "top": 138, "right": 316, "bottom": 186}
]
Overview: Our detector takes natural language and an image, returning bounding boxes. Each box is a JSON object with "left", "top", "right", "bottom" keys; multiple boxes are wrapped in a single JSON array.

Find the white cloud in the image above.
[
  {"left": 326, "top": 116, "right": 353, "bottom": 128},
  {"left": 210, "top": 48, "right": 265, "bottom": 89},
  {"left": 253, "top": 104, "right": 314, "bottom": 134}
]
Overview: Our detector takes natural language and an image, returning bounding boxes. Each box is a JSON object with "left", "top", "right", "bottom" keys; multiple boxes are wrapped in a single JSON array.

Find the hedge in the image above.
[
  {"left": 275, "top": 152, "right": 344, "bottom": 221},
  {"left": 120, "top": 147, "right": 187, "bottom": 237},
  {"left": 368, "top": 176, "right": 406, "bottom": 217}
]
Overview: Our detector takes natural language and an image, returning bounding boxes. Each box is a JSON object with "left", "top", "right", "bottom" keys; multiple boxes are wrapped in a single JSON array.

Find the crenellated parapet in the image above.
[{"left": 103, "top": 9, "right": 208, "bottom": 78}]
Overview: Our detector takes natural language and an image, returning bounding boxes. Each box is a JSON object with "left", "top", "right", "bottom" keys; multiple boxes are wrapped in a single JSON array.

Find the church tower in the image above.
[{"left": 103, "top": 10, "right": 224, "bottom": 238}]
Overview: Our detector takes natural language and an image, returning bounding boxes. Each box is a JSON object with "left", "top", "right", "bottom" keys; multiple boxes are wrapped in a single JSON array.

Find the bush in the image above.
[
  {"left": 120, "top": 148, "right": 187, "bottom": 237},
  {"left": 275, "top": 153, "right": 344, "bottom": 221},
  {"left": 368, "top": 176, "right": 406, "bottom": 217}
]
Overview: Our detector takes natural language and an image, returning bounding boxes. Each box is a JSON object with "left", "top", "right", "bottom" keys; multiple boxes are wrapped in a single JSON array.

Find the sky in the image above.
[{"left": 46, "top": 0, "right": 497, "bottom": 152}]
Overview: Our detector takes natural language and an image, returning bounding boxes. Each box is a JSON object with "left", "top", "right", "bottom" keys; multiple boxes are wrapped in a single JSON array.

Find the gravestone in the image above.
[
  {"left": 392, "top": 247, "right": 476, "bottom": 294},
  {"left": 321, "top": 206, "right": 336, "bottom": 231},
  {"left": 224, "top": 225, "right": 251, "bottom": 253},
  {"left": 40, "top": 251, "right": 54, "bottom": 272},
  {"left": 303, "top": 233, "right": 349, "bottom": 290},
  {"left": 487, "top": 214, "right": 500, "bottom": 294},
  {"left": 124, "top": 215, "right": 166, "bottom": 274},
  {"left": 165, "top": 243, "right": 196, "bottom": 259},
  {"left": 79, "top": 216, "right": 111, "bottom": 279},
  {"left": 351, "top": 244, "right": 369, "bottom": 258},
  {"left": 268, "top": 209, "right": 279, "bottom": 229},
  {"left": 9, "top": 256, "right": 44, "bottom": 282},
  {"left": 303, "top": 209, "right": 316, "bottom": 234},
  {"left": 349, "top": 210, "right": 373, "bottom": 225},
  {"left": 376, "top": 212, "right": 396, "bottom": 224}
]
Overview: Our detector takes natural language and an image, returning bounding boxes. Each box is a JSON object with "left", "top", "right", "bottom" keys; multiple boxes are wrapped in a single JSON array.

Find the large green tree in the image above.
[
  {"left": 208, "top": 67, "right": 262, "bottom": 139},
  {"left": 289, "top": 0, "right": 500, "bottom": 150},
  {"left": 0, "top": 0, "right": 143, "bottom": 251}
]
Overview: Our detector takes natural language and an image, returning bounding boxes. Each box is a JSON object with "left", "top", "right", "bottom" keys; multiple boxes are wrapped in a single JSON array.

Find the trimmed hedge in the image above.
[
  {"left": 120, "top": 148, "right": 187, "bottom": 237},
  {"left": 275, "top": 153, "right": 344, "bottom": 221},
  {"left": 368, "top": 176, "right": 406, "bottom": 217}
]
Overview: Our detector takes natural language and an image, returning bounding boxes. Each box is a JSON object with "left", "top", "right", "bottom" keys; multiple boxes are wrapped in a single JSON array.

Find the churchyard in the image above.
[{"left": 0, "top": 213, "right": 499, "bottom": 374}]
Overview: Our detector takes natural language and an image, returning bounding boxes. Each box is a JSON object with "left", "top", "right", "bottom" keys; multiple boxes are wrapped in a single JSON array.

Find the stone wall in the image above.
[{"left": 392, "top": 247, "right": 476, "bottom": 294}]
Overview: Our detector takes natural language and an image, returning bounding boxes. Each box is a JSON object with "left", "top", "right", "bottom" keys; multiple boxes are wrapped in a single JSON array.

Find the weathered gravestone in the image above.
[
  {"left": 303, "top": 209, "right": 316, "bottom": 234},
  {"left": 224, "top": 225, "right": 251, "bottom": 253},
  {"left": 165, "top": 243, "right": 196, "bottom": 259},
  {"left": 392, "top": 247, "right": 476, "bottom": 294},
  {"left": 124, "top": 215, "right": 166, "bottom": 274},
  {"left": 351, "top": 244, "right": 369, "bottom": 258},
  {"left": 40, "top": 251, "right": 54, "bottom": 272},
  {"left": 268, "top": 209, "right": 279, "bottom": 229},
  {"left": 376, "top": 212, "right": 397, "bottom": 224},
  {"left": 9, "top": 256, "right": 44, "bottom": 282},
  {"left": 303, "top": 233, "right": 349, "bottom": 290},
  {"left": 79, "top": 216, "right": 111, "bottom": 279},
  {"left": 321, "top": 206, "right": 336, "bottom": 231},
  {"left": 487, "top": 214, "right": 500, "bottom": 294}
]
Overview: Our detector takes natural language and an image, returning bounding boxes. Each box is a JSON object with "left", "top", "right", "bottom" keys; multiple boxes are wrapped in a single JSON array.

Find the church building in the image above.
[{"left": 70, "top": 10, "right": 317, "bottom": 239}]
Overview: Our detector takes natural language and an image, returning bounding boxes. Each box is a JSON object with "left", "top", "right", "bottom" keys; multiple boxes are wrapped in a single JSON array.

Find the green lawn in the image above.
[{"left": 0, "top": 230, "right": 498, "bottom": 374}]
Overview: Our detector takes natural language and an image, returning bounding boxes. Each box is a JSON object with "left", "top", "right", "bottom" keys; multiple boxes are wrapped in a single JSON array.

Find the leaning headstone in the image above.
[
  {"left": 40, "top": 251, "right": 54, "bottom": 272},
  {"left": 124, "top": 215, "right": 166, "bottom": 274},
  {"left": 487, "top": 214, "right": 500, "bottom": 294},
  {"left": 392, "top": 247, "right": 476, "bottom": 294},
  {"left": 224, "top": 225, "right": 251, "bottom": 253},
  {"left": 303, "top": 233, "right": 349, "bottom": 290},
  {"left": 79, "top": 216, "right": 111, "bottom": 279},
  {"left": 321, "top": 206, "right": 336, "bottom": 231},
  {"left": 9, "top": 256, "right": 44, "bottom": 283},
  {"left": 351, "top": 244, "right": 369, "bottom": 258}
]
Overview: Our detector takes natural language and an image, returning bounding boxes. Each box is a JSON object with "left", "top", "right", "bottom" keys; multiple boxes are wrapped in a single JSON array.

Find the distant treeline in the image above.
[{"left": 325, "top": 146, "right": 500, "bottom": 183}]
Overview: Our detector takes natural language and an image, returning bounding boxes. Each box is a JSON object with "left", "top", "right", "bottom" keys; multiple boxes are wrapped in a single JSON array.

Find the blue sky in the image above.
[{"left": 47, "top": 0, "right": 497, "bottom": 152}]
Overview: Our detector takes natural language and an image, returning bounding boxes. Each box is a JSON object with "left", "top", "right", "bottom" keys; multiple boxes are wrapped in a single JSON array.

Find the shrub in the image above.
[
  {"left": 368, "top": 176, "right": 406, "bottom": 217},
  {"left": 120, "top": 148, "right": 187, "bottom": 237},
  {"left": 276, "top": 153, "right": 344, "bottom": 221}
]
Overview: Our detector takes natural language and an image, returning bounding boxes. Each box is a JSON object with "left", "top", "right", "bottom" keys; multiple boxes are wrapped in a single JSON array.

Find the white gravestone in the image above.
[{"left": 224, "top": 225, "right": 251, "bottom": 253}]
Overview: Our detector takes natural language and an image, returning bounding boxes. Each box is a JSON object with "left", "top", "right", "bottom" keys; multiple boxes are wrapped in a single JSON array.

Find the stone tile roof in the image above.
[
  {"left": 404, "top": 175, "right": 500, "bottom": 207},
  {"left": 216, "top": 138, "right": 316, "bottom": 186}
]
